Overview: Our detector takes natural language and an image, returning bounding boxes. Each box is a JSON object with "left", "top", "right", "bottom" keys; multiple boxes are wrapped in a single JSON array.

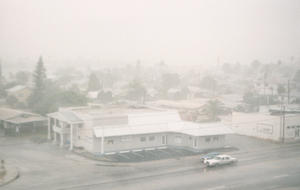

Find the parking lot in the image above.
[
  {"left": 97, "top": 145, "right": 239, "bottom": 163},
  {"left": 102, "top": 148, "right": 198, "bottom": 162}
]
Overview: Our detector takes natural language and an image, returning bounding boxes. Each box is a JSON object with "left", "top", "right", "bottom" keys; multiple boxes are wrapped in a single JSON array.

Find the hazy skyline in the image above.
[{"left": 0, "top": 0, "right": 299, "bottom": 67}]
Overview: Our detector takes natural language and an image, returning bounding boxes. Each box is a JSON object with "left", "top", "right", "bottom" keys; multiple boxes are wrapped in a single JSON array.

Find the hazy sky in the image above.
[{"left": 0, "top": 0, "right": 299, "bottom": 67}]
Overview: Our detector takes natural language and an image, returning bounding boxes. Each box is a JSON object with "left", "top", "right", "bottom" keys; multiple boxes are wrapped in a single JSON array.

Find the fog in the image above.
[
  {"left": 1, "top": 1, "right": 300, "bottom": 190},
  {"left": 1, "top": 0, "right": 299, "bottom": 69}
]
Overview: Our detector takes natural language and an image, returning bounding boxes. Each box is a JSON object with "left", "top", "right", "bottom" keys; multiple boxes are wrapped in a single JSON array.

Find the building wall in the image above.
[
  {"left": 231, "top": 112, "right": 300, "bottom": 142},
  {"left": 231, "top": 112, "right": 281, "bottom": 141},
  {"left": 92, "top": 132, "right": 226, "bottom": 154},
  {"left": 284, "top": 115, "right": 300, "bottom": 141},
  {"left": 93, "top": 133, "right": 167, "bottom": 153},
  {"left": 167, "top": 133, "right": 225, "bottom": 151},
  {"left": 74, "top": 125, "right": 94, "bottom": 152}
]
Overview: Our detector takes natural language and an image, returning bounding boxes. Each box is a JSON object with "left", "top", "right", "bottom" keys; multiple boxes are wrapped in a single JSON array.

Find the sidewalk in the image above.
[{"left": 0, "top": 165, "right": 19, "bottom": 187}]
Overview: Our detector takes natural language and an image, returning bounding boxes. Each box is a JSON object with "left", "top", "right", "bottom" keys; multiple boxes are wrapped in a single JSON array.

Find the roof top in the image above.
[
  {"left": 6, "top": 114, "right": 46, "bottom": 124},
  {"left": 48, "top": 105, "right": 165, "bottom": 123},
  {"left": 93, "top": 121, "right": 233, "bottom": 138},
  {"left": 0, "top": 108, "right": 22, "bottom": 120},
  {"left": 48, "top": 111, "right": 82, "bottom": 123},
  {"left": 6, "top": 85, "right": 28, "bottom": 93},
  {"left": 70, "top": 105, "right": 163, "bottom": 115},
  {"left": 0, "top": 108, "right": 46, "bottom": 124}
]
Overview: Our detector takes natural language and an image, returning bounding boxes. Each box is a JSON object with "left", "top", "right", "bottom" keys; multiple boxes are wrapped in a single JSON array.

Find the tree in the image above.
[
  {"left": 59, "top": 89, "right": 87, "bottom": 107},
  {"left": 0, "top": 63, "right": 6, "bottom": 98},
  {"left": 15, "top": 71, "right": 31, "bottom": 85},
  {"left": 31, "top": 80, "right": 88, "bottom": 115},
  {"left": 251, "top": 59, "right": 262, "bottom": 70},
  {"left": 222, "top": 63, "right": 232, "bottom": 73},
  {"left": 243, "top": 91, "right": 259, "bottom": 106},
  {"left": 6, "top": 95, "right": 18, "bottom": 108},
  {"left": 293, "top": 70, "right": 300, "bottom": 83},
  {"left": 199, "top": 76, "right": 217, "bottom": 91},
  {"left": 161, "top": 73, "right": 180, "bottom": 91},
  {"left": 126, "top": 79, "right": 146, "bottom": 103},
  {"left": 28, "top": 56, "right": 47, "bottom": 113},
  {"left": 202, "top": 99, "right": 224, "bottom": 121},
  {"left": 87, "top": 73, "right": 101, "bottom": 91}
]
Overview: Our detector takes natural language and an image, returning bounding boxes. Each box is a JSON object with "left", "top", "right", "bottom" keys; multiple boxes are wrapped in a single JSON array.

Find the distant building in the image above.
[
  {"left": 0, "top": 108, "right": 47, "bottom": 136},
  {"left": 6, "top": 85, "right": 31, "bottom": 104},
  {"left": 47, "top": 105, "right": 233, "bottom": 155},
  {"left": 228, "top": 109, "right": 300, "bottom": 142}
]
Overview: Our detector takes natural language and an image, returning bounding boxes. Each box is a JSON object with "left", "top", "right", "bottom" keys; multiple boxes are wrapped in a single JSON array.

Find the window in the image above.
[
  {"left": 140, "top": 137, "right": 146, "bottom": 142},
  {"left": 121, "top": 136, "right": 132, "bottom": 142},
  {"left": 205, "top": 137, "right": 211, "bottom": 143},
  {"left": 107, "top": 139, "right": 114, "bottom": 144},
  {"left": 193, "top": 139, "right": 197, "bottom": 147},
  {"left": 175, "top": 136, "right": 182, "bottom": 144},
  {"left": 162, "top": 136, "right": 167, "bottom": 145},
  {"left": 149, "top": 136, "right": 155, "bottom": 141}
]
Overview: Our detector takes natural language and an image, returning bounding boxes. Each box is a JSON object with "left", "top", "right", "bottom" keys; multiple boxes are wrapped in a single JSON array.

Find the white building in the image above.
[
  {"left": 228, "top": 111, "right": 300, "bottom": 142},
  {"left": 47, "top": 105, "right": 233, "bottom": 155}
]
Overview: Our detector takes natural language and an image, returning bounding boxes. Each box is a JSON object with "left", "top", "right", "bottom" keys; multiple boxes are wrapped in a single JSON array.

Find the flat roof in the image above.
[
  {"left": 0, "top": 108, "right": 22, "bottom": 120},
  {"left": 94, "top": 122, "right": 233, "bottom": 138},
  {"left": 49, "top": 104, "right": 166, "bottom": 123},
  {"left": 69, "top": 105, "right": 163, "bottom": 115},
  {"left": 0, "top": 108, "right": 46, "bottom": 124}
]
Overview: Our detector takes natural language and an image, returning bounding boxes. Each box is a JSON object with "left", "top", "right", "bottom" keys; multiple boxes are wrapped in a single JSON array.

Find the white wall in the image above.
[{"left": 230, "top": 112, "right": 300, "bottom": 142}]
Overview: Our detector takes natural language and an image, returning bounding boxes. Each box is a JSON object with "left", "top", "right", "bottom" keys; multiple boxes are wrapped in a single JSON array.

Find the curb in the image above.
[{"left": 0, "top": 166, "right": 20, "bottom": 187}]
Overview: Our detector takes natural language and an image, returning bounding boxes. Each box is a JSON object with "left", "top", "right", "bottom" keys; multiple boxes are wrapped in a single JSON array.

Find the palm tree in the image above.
[{"left": 203, "top": 99, "right": 224, "bottom": 121}]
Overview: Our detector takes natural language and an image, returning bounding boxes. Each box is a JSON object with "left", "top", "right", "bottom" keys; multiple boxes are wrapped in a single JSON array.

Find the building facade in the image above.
[
  {"left": 47, "top": 105, "right": 232, "bottom": 155},
  {"left": 229, "top": 112, "right": 300, "bottom": 142}
]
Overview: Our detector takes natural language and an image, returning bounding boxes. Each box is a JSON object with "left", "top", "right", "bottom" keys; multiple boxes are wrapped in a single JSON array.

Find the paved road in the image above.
[{"left": 1, "top": 135, "right": 300, "bottom": 190}]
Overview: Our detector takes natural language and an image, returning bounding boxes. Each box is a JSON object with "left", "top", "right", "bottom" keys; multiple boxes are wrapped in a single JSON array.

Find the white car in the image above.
[{"left": 205, "top": 154, "right": 237, "bottom": 167}]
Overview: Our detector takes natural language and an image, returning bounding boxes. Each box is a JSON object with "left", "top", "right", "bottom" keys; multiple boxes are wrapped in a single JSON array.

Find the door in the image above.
[
  {"left": 162, "top": 135, "right": 167, "bottom": 145},
  {"left": 193, "top": 138, "right": 198, "bottom": 148},
  {"left": 295, "top": 128, "right": 300, "bottom": 138}
]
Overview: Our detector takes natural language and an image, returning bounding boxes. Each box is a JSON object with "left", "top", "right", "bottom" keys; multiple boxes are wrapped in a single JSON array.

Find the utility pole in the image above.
[
  {"left": 287, "top": 80, "right": 290, "bottom": 105},
  {"left": 281, "top": 105, "right": 286, "bottom": 143}
]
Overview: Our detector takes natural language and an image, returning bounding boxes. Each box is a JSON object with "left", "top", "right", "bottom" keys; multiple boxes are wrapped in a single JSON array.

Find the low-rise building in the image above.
[
  {"left": 6, "top": 85, "right": 31, "bottom": 104},
  {"left": 47, "top": 105, "right": 233, "bottom": 155},
  {"left": 0, "top": 108, "right": 47, "bottom": 136},
  {"left": 228, "top": 110, "right": 300, "bottom": 142}
]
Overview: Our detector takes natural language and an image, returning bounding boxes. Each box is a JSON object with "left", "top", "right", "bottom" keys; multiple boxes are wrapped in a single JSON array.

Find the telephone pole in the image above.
[
  {"left": 281, "top": 105, "right": 286, "bottom": 143},
  {"left": 287, "top": 80, "right": 290, "bottom": 105}
]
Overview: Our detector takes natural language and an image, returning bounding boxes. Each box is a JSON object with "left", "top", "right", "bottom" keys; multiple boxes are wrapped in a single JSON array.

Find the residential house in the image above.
[{"left": 0, "top": 108, "right": 47, "bottom": 136}]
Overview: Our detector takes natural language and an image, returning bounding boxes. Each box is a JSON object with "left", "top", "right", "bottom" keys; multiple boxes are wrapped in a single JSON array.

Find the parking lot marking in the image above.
[
  {"left": 119, "top": 150, "right": 130, "bottom": 153},
  {"left": 105, "top": 152, "right": 116, "bottom": 155},
  {"left": 145, "top": 148, "right": 155, "bottom": 151},
  {"left": 132, "top": 152, "right": 145, "bottom": 158},
  {"left": 273, "top": 174, "right": 289, "bottom": 179},
  {"left": 132, "top": 149, "right": 143, "bottom": 152},
  {"left": 157, "top": 146, "right": 167, "bottom": 149}
]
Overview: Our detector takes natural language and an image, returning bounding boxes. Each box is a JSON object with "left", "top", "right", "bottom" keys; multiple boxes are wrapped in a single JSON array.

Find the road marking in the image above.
[
  {"left": 206, "top": 185, "right": 226, "bottom": 190},
  {"left": 273, "top": 174, "right": 289, "bottom": 179}
]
